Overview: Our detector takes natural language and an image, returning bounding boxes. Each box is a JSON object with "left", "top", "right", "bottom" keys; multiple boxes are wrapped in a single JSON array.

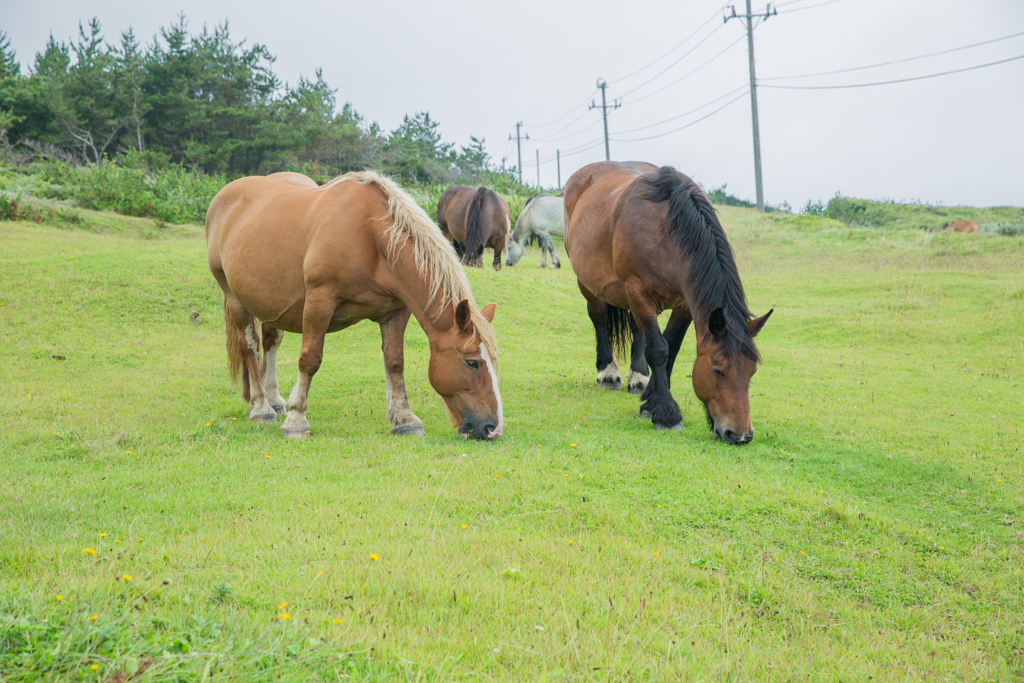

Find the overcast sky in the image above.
[{"left": 5, "top": 0, "right": 1023, "bottom": 209}]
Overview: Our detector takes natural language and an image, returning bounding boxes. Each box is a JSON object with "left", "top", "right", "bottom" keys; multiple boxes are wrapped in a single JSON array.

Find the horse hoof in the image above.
[
  {"left": 627, "top": 382, "right": 646, "bottom": 395},
  {"left": 597, "top": 377, "right": 622, "bottom": 391},
  {"left": 655, "top": 421, "right": 685, "bottom": 431},
  {"left": 271, "top": 404, "right": 286, "bottom": 415},
  {"left": 250, "top": 413, "right": 277, "bottom": 424},
  {"left": 639, "top": 409, "right": 651, "bottom": 419},
  {"left": 392, "top": 423, "right": 426, "bottom": 436},
  {"left": 282, "top": 428, "right": 311, "bottom": 439}
]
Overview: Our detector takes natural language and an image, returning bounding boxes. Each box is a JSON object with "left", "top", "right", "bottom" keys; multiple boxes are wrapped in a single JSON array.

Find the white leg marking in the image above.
[
  {"left": 244, "top": 323, "right": 260, "bottom": 356},
  {"left": 626, "top": 369, "right": 650, "bottom": 395},
  {"left": 479, "top": 344, "right": 503, "bottom": 439},
  {"left": 596, "top": 356, "right": 622, "bottom": 389},
  {"left": 262, "top": 336, "right": 285, "bottom": 411},
  {"left": 282, "top": 372, "right": 311, "bottom": 435}
]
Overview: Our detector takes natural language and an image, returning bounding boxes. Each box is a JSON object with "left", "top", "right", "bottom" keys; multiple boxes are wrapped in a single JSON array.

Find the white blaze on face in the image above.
[{"left": 479, "top": 344, "right": 502, "bottom": 438}]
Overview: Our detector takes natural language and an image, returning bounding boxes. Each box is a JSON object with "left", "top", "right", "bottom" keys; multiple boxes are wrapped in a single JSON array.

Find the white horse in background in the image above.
[{"left": 505, "top": 194, "right": 564, "bottom": 268}]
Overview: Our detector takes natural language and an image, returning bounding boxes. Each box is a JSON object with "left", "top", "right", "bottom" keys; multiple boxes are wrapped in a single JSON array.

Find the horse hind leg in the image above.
[
  {"left": 492, "top": 248, "right": 502, "bottom": 271},
  {"left": 260, "top": 323, "right": 286, "bottom": 415},
  {"left": 581, "top": 285, "right": 621, "bottom": 390},
  {"left": 626, "top": 315, "right": 650, "bottom": 396},
  {"left": 380, "top": 309, "right": 425, "bottom": 436},
  {"left": 223, "top": 296, "right": 276, "bottom": 423}
]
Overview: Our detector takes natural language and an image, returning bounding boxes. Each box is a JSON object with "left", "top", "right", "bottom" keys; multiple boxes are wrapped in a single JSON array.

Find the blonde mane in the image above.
[{"left": 330, "top": 171, "right": 498, "bottom": 363}]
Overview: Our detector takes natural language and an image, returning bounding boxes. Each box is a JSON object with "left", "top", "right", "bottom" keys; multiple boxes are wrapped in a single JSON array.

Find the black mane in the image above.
[{"left": 637, "top": 166, "right": 759, "bottom": 362}]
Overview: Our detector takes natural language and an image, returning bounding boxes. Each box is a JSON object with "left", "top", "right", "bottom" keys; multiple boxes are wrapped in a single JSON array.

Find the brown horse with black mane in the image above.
[
  {"left": 564, "top": 161, "right": 771, "bottom": 444},
  {"left": 437, "top": 186, "right": 510, "bottom": 269},
  {"left": 206, "top": 171, "right": 503, "bottom": 440}
]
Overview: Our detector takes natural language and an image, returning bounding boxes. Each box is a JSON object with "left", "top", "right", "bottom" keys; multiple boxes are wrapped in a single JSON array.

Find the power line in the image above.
[
  {"left": 538, "top": 138, "right": 605, "bottom": 164},
  {"left": 624, "top": 34, "right": 747, "bottom": 106},
  {"left": 614, "top": 84, "right": 748, "bottom": 134},
  {"left": 524, "top": 89, "right": 598, "bottom": 128},
  {"left": 608, "top": 2, "right": 730, "bottom": 84},
  {"left": 760, "top": 53, "right": 1024, "bottom": 89},
  {"left": 531, "top": 119, "right": 602, "bottom": 143},
  {"left": 761, "top": 30, "right": 1024, "bottom": 81},
  {"left": 617, "top": 23, "right": 729, "bottom": 100},
  {"left": 776, "top": 0, "right": 844, "bottom": 13},
  {"left": 529, "top": 109, "right": 593, "bottom": 140},
  {"left": 610, "top": 90, "right": 749, "bottom": 142}
]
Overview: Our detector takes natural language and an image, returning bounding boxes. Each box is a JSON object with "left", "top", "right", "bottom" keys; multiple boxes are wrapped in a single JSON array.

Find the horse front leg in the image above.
[
  {"left": 492, "top": 249, "right": 502, "bottom": 271},
  {"left": 580, "top": 281, "right": 620, "bottom": 390},
  {"left": 281, "top": 292, "right": 334, "bottom": 438},
  {"left": 663, "top": 309, "right": 692, "bottom": 390},
  {"left": 537, "top": 232, "right": 549, "bottom": 268},
  {"left": 547, "top": 233, "right": 561, "bottom": 269},
  {"left": 626, "top": 282, "right": 683, "bottom": 430},
  {"left": 379, "top": 309, "right": 425, "bottom": 436}
]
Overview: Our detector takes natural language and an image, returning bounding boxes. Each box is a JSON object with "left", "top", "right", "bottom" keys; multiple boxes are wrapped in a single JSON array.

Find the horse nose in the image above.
[
  {"left": 718, "top": 427, "right": 753, "bottom": 445},
  {"left": 461, "top": 418, "right": 496, "bottom": 440}
]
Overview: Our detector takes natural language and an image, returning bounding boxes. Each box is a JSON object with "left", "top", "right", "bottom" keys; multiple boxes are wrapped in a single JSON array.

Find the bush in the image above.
[
  {"left": 0, "top": 193, "right": 21, "bottom": 221},
  {"left": 39, "top": 155, "right": 225, "bottom": 225},
  {"left": 979, "top": 222, "right": 1024, "bottom": 237}
]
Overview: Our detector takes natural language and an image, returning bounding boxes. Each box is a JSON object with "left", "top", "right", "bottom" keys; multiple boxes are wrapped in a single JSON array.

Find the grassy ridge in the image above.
[
  {"left": 0, "top": 207, "right": 1022, "bottom": 681},
  {"left": 822, "top": 196, "right": 1023, "bottom": 233}
]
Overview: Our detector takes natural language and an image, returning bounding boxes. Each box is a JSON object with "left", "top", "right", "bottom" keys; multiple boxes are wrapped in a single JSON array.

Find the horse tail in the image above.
[
  {"left": 605, "top": 303, "right": 633, "bottom": 359},
  {"left": 463, "top": 186, "right": 487, "bottom": 265},
  {"left": 222, "top": 294, "right": 259, "bottom": 401}
]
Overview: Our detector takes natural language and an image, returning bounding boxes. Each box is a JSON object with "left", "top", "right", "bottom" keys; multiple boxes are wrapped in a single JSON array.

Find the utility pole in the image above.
[
  {"left": 557, "top": 149, "right": 561, "bottom": 189},
  {"left": 725, "top": 1, "right": 774, "bottom": 212},
  {"left": 536, "top": 149, "right": 540, "bottom": 188},
  {"left": 509, "top": 122, "right": 528, "bottom": 184},
  {"left": 589, "top": 79, "right": 620, "bottom": 161}
]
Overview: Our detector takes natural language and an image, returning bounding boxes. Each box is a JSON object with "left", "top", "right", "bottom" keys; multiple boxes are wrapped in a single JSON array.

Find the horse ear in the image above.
[
  {"left": 708, "top": 307, "right": 727, "bottom": 341},
  {"left": 748, "top": 309, "right": 773, "bottom": 337},
  {"left": 480, "top": 303, "right": 496, "bottom": 323},
  {"left": 455, "top": 299, "right": 473, "bottom": 334}
]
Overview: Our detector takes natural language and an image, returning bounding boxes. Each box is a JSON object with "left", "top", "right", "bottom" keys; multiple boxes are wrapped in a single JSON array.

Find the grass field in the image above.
[{"left": 1, "top": 204, "right": 1022, "bottom": 681}]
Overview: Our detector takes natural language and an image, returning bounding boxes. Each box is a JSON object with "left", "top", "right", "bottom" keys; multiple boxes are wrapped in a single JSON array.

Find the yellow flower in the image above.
[
  {"left": 121, "top": 575, "right": 131, "bottom": 581},
  {"left": 653, "top": 552, "right": 660, "bottom": 558},
  {"left": 266, "top": 455, "right": 271, "bottom": 459},
  {"left": 657, "top": 505, "right": 662, "bottom": 508},
  {"left": 56, "top": 595, "right": 64, "bottom": 601},
  {"left": 88, "top": 615, "right": 98, "bottom": 621},
  {"left": 126, "top": 451, "right": 132, "bottom": 454},
  {"left": 333, "top": 619, "right": 343, "bottom": 624},
  {"left": 370, "top": 553, "right": 379, "bottom": 561},
  {"left": 461, "top": 524, "right": 467, "bottom": 530},
  {"left": 83, "top": 548, "right": 96, "bottom": 555},
  {"left": 800, "top": 551, "right": 806, "bottom": 555},
  {"left": 568, "top": 540, "right": 573, "bottom": 544},
  {"left": 206, "top": 423, "right": 211, "bottom": 426},
  {"left": 279, "top": 613, "right": 290, "bottom": 620},
  {"left": 232, "top": 417, "right": 236, "bottom": 420},
  {"left": 99, "top": 533, "right": 107, "bottom": 538},
  {"left": 91, "top": 664, "right": 99, "bottom": 670},
  {"left": 277, "top": 601, "right": 288, "bottom": 611},
  {"left": 570, "top": 443, "right": 576, "bottom": 448}
]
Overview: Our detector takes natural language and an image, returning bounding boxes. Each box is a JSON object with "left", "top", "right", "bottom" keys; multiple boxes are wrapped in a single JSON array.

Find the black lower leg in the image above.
[
  {"left": 663, "top": 309, "right": 692, "bottom": 389},
  {"left": 639, "top": 323, "right": 682, "bottom": 428},
  {"left": 587, "top": 305, "right": 615, "bottom": 374}
]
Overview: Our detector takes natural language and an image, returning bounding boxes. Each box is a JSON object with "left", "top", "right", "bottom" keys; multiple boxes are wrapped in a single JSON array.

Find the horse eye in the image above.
[
  {"left": 466, "top": 359, "right": 480, "bottom": 369},
  {"left": 713, "top": 368, "right": 725, "bottom": 378}
]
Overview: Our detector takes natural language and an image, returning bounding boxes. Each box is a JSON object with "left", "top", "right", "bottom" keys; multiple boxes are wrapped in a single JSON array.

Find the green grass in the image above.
[
  {"left": 1, "top": 205, "right": 1022, "bottom": 681},
  {"left": 822, "top": 196, "right": 1024, "bottom": 233}
]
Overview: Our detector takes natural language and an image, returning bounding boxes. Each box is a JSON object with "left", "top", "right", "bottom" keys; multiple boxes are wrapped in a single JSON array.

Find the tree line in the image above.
[{"left": 0, "top": 16, "right": 511, "bottom": 187}]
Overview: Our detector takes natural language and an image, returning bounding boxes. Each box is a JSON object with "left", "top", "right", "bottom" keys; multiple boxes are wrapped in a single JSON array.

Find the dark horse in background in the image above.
[
  {"left": 564, "top": 161, "right": 772, "bottom": 444},
  {"left": 437, "top": 186, "right": 510, "bottom": 270}
]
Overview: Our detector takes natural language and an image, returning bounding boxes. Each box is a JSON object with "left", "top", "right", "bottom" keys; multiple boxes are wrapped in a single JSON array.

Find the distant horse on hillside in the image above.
[
  {"left": 564, "top": 161, "right": 771, "bottom": 444},
  {"left": 437, "top": 186, "right": 510, "bottom": 270},
  {"left": 206, "top": 171, "right": 503, "bottom": 440},
  {"left": 506, "top": 193, "right": 564, "bottom": 268}
]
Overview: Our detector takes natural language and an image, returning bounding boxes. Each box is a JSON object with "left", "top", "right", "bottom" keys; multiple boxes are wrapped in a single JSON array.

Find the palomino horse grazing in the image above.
[
  {"left": 564, "top": 162, "right": 771, "bottom": 444},
  {"left": 437, "top": 186, "right": 511, "bottom": 270},
  {"left": 206, "top": 171, "right": 503, "bottom": 440},
  {"left": 506, "top": 193, "right": 564, "bottom": 268}
]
